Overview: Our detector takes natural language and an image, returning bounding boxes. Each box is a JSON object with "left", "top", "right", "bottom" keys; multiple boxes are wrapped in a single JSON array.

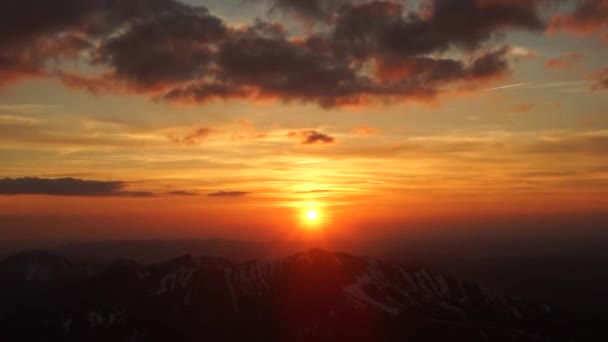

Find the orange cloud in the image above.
[
  {"left": 544, "top": 52, "right": 585, "bottom": 70},
  {"left": 548, "top": 0, "right": 608, "bottom": 36},
  {"left": 352, "top": 125, "right": 379, "bottom": 136},
  {"left": 231, "top": 120, "right": 267, "bottom": 141}
]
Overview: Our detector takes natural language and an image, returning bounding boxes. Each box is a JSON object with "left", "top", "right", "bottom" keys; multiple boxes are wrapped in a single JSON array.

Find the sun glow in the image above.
[
  {"left": 306, "top": 209, "right": 318, "bottom": 221},
  {"left": 299, "top": 205, "right": 325, "bottom": 231}
]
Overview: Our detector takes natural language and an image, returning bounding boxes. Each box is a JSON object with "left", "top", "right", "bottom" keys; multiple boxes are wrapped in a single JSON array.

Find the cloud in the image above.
[
  {"left": 544, "top": 52, "right": 585, "bottom": 69},
  {"left": 208, "top": 191, "right": 250, "bottom": 198},
  {"left": 0, "top": 0, "right": 223, "bottom": 89},
  {"left": 168, "top": 127, "right": 212, "bottom": 145},
  {"left": 0, "top": 116, "right": 176, "bottom": 149},
  {"left": 590, "top": 67, "right": 608, "bottom": 90},
  {"left": 167, "top": 190, "right": 199, "bottom": 196},
  {"left": 231, "top": 120, "right": 267, "bottom": 141},
  {"left": 287, "top": 130, "right": 335, "bottom": 145},
  {"left": 352, "top": 125, "right": 379, "bottom": 136},
  {"left": 0, "top": 177, "right": 155, "bottom": 197},
  {"left": 483, "top": 82, "right": 534, "bottom": 91},
  {"left": 508, "top": 45, "right": 537, "bottom": 61},
  {"left": 295, "top": 189, "right": 331, "bottom": 193},
  {"left": 270, "top": 0, "right": 356, "bottom": 22},
  {"left": 548, "top": 0, "right": 608, "bottom": 36},
  {"left": 0, "top": 0, "right": 558, "bottom": 107},
  {"left": 95, "top": 7, "right": 226, "bottom": 89},
  {"left": 0, "top": 1, "right": 129, "bottom": 88}
]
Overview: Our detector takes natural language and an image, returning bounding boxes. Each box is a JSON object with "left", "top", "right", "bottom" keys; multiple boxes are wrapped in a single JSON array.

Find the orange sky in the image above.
[{"left": 1, "top": 0, "right": 607, "bottom": 243}]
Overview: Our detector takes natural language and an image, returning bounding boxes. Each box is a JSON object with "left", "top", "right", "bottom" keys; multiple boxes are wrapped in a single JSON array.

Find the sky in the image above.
[{"left": 0, "top": 0, "right": 607, "bottom": 243}]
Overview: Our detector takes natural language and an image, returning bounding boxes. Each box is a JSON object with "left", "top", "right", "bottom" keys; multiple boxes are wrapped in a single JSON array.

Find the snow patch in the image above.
[{"left": 343, "top": 274, "right": 401, "bottom": 315}]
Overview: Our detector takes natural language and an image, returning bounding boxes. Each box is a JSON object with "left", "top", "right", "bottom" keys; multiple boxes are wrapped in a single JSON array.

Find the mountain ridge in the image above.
[{"left": 0, "top": 249, "right": 600, "bottom": 341}]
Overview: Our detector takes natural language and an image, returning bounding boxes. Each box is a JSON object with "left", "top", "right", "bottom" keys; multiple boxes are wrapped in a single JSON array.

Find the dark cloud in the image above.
[
  {"left": 428, "top": 0, "right": 546, "bottom": 45},
  {"left": 0, "top": 0, "right": 568, "bottom": 107},
  {"left": 203, "top": 0, "right": 520, "bottom": 106},
  {"left": 329, "top": 0, "right": 543, "bottom": 60},
  {"left": 0, "top": 0, "right": 114, "bottom": 86},
  {"left": 94, "top": 6, "right": 226, "bottom": 89},
  {"left": 270, "top": 0, "right": 356, "bottom": 21},
  {"left": 0, "top": 32, "right": 90, "bottom": 88},
  {"left": 208, "top": 191, "right": 249, "bottom": 198},
  {"left": 0, "top": 0, "right": 222, "bottom": 88},
  {"left": 0, "top": 177, "right": 155, "bottom": 197},
  {"left": 288, "top": 130, "right": 335, "bottom": 145}
]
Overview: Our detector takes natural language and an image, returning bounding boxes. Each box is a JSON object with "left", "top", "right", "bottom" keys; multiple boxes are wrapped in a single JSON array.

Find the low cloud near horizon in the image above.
[
  {"left": 208, "top": 191, "right": 250, "bottom": 198},
  {"left": 0, "top": 177, "right": 197, "bottom": 197}
]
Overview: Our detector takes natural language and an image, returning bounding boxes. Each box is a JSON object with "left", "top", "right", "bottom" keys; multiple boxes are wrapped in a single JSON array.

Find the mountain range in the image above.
[{"left": 0, "top": 249, "right": 602, "bottom": 341}]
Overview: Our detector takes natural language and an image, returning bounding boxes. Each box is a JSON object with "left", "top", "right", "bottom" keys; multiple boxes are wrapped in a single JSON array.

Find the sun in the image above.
[
  {"left": 297, "top": 203, "right": 326, "bottom": 230},
  {"left": 306, "top": 209, "right": 318, "bottom": 221}
]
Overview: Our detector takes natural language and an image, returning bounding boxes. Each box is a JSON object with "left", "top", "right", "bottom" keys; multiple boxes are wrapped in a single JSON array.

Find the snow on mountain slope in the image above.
[{"left": 221, "top": 250, "right": 549, "bottom": 321}]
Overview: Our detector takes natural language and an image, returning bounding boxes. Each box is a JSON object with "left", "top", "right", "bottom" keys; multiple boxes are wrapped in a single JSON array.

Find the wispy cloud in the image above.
[
  {"left": 167, "top": 190, "right": 199, "bottom": 196},
  {"left": 484, "top": 81, "right": 592, "bottom": 92},
  {"left": 295, "top": 190, "right": 331, "bottom": 194},
  {"left": 544, "top": 52, "right": 585, "bottom": 70},
  {"left": 484, "top": 82, "right": 533, "bottom": 91},
  {"left": 208, "top": 191, "right": 249, "bottom": 198},
  {"left": 231, "top": 120, "right": 267, "bottom": 141},
  {"left": 168, "top": 127, "right": 213, "bottom": 145},
  {"left": 287, "top": 130, "right": 335, "bottom": 145},
  {"left": 352, "top": 125, "right": 379, "bottom": 136}
]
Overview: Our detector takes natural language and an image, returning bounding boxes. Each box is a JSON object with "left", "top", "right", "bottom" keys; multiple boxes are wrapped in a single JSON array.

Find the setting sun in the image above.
[{"left": 306, "top": 209, "right": 319, "bottom": 221}]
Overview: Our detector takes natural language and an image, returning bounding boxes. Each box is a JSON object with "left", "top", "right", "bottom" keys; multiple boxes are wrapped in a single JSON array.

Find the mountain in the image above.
[
  {"left": 0, "top": 251, "right": 90, "bottom": 319},
  {"left": 0, "top": 249, "right": 600, "bottom": 341},
  {"left": 43, "top": 238, "right": 608, "bottom": 315}
]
